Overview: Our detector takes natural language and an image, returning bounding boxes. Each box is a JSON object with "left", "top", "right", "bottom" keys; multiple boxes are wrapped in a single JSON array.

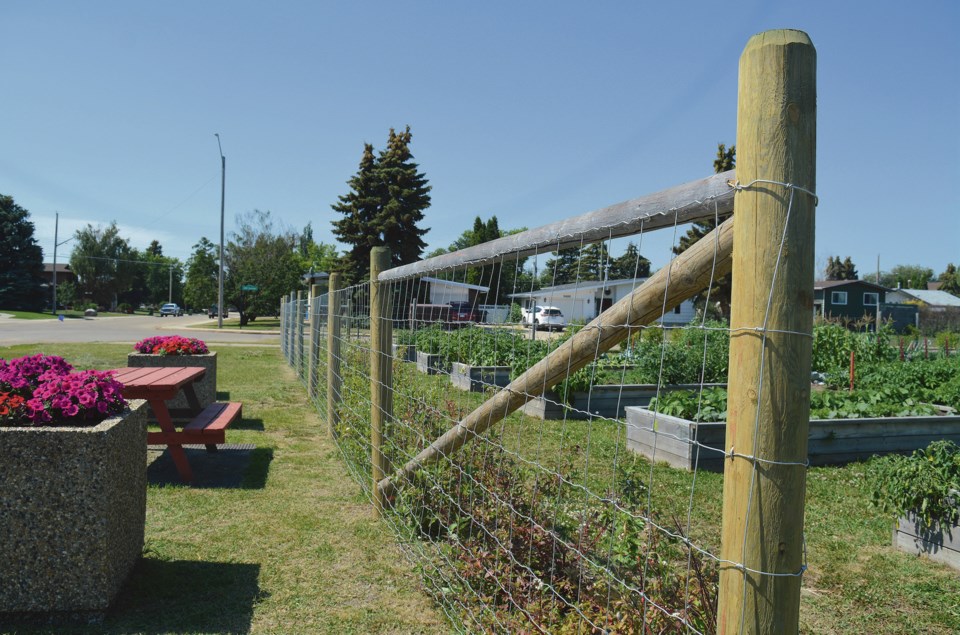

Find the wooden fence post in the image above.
[
  {"left": 327, "top": 273, "right": 342, "bottom": 438},
  {"left": 308, "top": 283, "right": 322, "bottom": 399},
  {"left": 296, "top": 290, "right": 305, "bottom": 377},
  {"left": 280, "top": 296, "right": 286, "bottom": 359},
  {"left": 718, "top": 29, "right": 816, "bottom": 633},
  {"left": 287, "top": 292, "right": 296, "bottom": 362},
  {"left": 370, "top": 248, "right": 393, "bottom": 515}
]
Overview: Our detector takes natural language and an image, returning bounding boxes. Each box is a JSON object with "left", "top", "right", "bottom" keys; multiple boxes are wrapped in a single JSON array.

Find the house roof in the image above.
[
  {"left": 508, "top": 278, "right": 646, "bottom": 299},
  {"left": 889, "top": 289, "right": 960, "bottom": 307},
  {"left": 814, "top": 279, "right": 887, "bottom": 292},
  {"left": 43, "top": 263, "right": 72, "bottom": 274},
  {"left": 421, "top": 276, "right": 489, "bottom": 292}
]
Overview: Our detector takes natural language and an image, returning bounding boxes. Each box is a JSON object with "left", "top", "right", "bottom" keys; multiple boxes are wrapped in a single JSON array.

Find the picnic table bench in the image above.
[{"left": 111, "top": 366, "right": 242, "bottom": 482}]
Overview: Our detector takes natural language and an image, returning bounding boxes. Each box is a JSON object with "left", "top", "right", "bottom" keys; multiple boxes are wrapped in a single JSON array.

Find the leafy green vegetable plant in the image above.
[{"left": 868, "top": 440, "right": 960, "bottom": 530}]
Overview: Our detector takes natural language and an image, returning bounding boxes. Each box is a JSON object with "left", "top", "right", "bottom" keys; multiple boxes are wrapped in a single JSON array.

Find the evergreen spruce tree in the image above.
[
  {"left": 842, "top": 256, "right": 858, "bottom": 280},
  {"left": 376, "top": 126, "right": 431, "bottom": 270},
  {"left": 579, "top": 242, "right": 611, "bottom": 281},
  {"left": 609, "top": 241, "right": 651, "bottom": 280},
  {"left": 331, "top": 127, "right": 431, "bottom": 283},
  {"left": 541, "top": 248, "right": 580, "bottom": 286},
  {"left": 330, "top": 144, "right": 382, "bottom": 283},
  {"left": 672, "top": 143, "right": 735, "bottom": 317},
  {"left": 825, "top": 256, "right": 842, "bottom": 280},
  {"left": 0, "top": 194, "right": 45, "bottom": 311}
]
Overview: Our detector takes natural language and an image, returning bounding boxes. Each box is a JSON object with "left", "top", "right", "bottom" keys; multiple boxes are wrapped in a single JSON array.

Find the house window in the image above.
[
  {"left": 831, "top": 291, "right": 847, "bottom": 305},
  {"left": 863, "top": 292, "right": 879, "bottom": 306},
  {"left": 674, "top": 305, "right": 682, "bottom": 314}
]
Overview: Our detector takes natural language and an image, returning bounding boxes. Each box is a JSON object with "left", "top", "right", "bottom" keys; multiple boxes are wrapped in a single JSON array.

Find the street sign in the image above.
[{"left": 241, "top": 284, "right": 258, "bottom": 291}]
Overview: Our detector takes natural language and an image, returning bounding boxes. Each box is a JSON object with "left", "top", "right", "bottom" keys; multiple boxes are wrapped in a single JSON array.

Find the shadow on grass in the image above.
[
  {"left": 147, "top": 447, "right": 273, "bottom": 489},
  {"left": 105, "top": 558, "right": 264, "bottom": 634},
  {"left": 232, "top": 416, "right": 265, "bottom": 432},
  {"left": 2, "top": 560, "right": 264, "bottom": 634}
]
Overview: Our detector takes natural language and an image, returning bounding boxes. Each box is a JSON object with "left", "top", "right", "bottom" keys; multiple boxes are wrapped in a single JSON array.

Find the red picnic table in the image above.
[{"left": 111, "top": 366, "right": 241, "bottom": 483}]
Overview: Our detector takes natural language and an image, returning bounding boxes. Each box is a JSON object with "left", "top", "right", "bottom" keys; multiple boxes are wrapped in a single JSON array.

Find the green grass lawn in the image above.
[
  {"left": 188, "top": 317, "right": 282, "bottom": 331},
  {"left": 0, "top": 343, "right": 447, "bottom": 634}
]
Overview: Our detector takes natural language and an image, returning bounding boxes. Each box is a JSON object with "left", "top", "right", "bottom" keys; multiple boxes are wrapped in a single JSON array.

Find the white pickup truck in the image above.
[{"left": 520, "top": 305, "right": 565, "bottom": 331}]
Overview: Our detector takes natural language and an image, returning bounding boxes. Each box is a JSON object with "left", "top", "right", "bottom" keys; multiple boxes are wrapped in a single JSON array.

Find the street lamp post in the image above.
[{"left": 215, "top": 134, "right": 226, "bottom": 329}]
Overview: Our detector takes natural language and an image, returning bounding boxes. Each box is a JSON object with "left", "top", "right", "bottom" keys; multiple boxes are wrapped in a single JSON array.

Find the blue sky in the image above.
[{"left": 2, "top": 1, "right": 957, "bottom": 279}]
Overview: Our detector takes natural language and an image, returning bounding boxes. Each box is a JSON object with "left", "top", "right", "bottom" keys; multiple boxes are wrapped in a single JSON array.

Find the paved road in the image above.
[{"left": 0, "top": 314, "right": 281, "bottom": 347}]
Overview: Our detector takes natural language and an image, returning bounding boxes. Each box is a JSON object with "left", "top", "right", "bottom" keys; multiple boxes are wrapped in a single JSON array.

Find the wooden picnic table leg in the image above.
[{"left": 151, "top": 399, "right": 194, "bottom": 483}]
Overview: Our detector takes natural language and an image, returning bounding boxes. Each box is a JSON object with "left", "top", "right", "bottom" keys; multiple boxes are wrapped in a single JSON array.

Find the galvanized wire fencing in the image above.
[{"left": 281, "top": 29, "right": 816, "bottom": 634}]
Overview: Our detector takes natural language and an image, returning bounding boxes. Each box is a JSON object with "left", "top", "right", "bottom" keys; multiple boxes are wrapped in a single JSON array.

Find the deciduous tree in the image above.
[
  {"left": 224, "top": 210, "right": 302, "bottom": 325},
  {"left": 938, "top": 263, "right": 959, "bottom": 296},
  {"left": 880, "top": 265, "right": 934, "bottom": 290},
  {"left": 184, "top": 237, "right": 219, "bottom": 311},
  {"left": 0, "top": 194, "right": 45, "bottom": 311},
  {"left": 69, "top": 222, "right": 135, "bottom": 309}
]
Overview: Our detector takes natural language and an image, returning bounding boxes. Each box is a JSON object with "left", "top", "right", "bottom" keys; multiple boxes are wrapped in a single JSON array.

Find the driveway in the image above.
[{"left": 0, "top": 314, "right": 280, "bottom": 347}]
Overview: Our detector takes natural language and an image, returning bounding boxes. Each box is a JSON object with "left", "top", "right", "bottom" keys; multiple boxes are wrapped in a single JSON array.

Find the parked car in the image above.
[
  {"left": 521, "top": 305, "right": 565, "bottom": 331},
  {"left": 448, "top": 301, "right": 485, "bottom": 326},
  {"left": 159, "top": 303, "right": 183, "bottom": 317},
  {"left": 208, "top": 305, "right": 229, "bottom": 318}
]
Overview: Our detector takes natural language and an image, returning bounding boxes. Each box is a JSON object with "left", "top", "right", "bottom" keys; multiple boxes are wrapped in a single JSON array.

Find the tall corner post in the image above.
[
  {"left": 370, "top": 248, "right": 393, "bottom": 515},
  {"left": 326, "top": 272, "right": 342, "bottom": 439},
  {"left": 308, "top": 283, "right": 322, "bottom": 399},
  {"left": 718, "top": 29, "right": 817, "bottom": 633}
]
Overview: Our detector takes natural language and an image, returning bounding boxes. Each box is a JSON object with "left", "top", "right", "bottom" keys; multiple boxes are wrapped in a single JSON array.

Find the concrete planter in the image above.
[
  {"left": 127, "top": 351, "right": 217, "bottom": 419},
  {"left": 451, "top": 362, "right": 511, "bottom": 392},
  {"left": 522, "top": 383, "right": 726, "bottom": 420},
  {"left": 393, "top": 343, "right": 417, "bottom": 363},
  {"left": 893, "top": 511, "right": 960, "bottom": 571},
  {"left": 416, "top": 351, "right": 447, "bottom": 375},
  {"left": 0, "top": 401, "right": 148, "bottom": 614},
  {"left": 625, "top": 407, "right": 960, "bottom": 472}
]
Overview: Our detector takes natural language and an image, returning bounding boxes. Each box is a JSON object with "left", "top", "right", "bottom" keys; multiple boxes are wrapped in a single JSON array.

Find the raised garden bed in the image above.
[
  {"left": 893, "top": 511, "right": 960, "bottom": 571},
  {"left": 416, "top": 351, "right": 447, "bottom": 375},
  {"left": 521, "top": 384, "right": 726, "bottom": 420},
  {"left": 451, "top": 362, "right": 511, "bottom": 392},
  {"left": 625, "top": 407, "right": 960, "bottom": 471},
  {"left": 393, "top": 344, "right": 417, "bottom": 363}
]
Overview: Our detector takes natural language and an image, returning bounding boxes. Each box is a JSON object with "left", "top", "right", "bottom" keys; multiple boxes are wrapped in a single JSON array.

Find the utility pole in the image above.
[
  {"left": 215, "top": 133, "right": 226, "bottom": 328},
  {"left": 168, "top": 265, "right": 173, "bottom": 303},
  {"left": 52, "top": 212, "right": 59, "bottom": 314},
  {"left": 51, "top": 212, "right": 75, "bottom": 314}
]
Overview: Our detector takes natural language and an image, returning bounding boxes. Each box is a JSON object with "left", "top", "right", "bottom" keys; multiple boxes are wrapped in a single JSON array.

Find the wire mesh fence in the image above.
[{"left": 279, "top": 29, "right": 816, "bottom": 634}]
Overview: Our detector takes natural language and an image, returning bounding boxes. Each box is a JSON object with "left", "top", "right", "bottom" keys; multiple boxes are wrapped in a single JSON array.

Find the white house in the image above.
[
  {"left": 509, "top": 278, "right": 697, "bottom": 325},
  {"left": 885, "top": 288, "right": 960, "bottom": 308},
  {"left": 421, "top": 277, "right": 489, "bottom": 305}
]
